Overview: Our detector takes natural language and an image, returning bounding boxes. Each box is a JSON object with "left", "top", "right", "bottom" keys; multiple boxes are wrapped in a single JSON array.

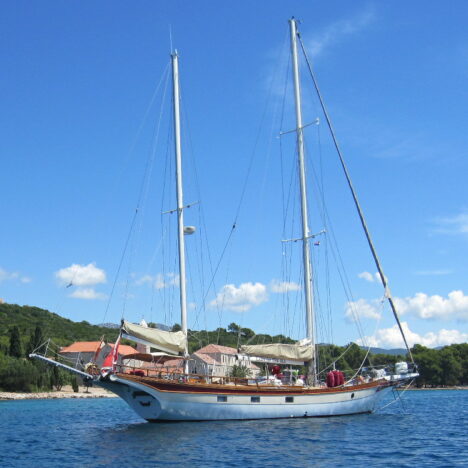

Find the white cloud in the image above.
[
  {"left": 357, "top": 322, "right": 467, "bottom": 348},
  {"left": 210, "top": 282, "right": 268, "bottom": 312},
  {"left": 345, "top": 298, "right": 382, "bottom": 322},
  {"left": 358, "top": 271, "right": 374, "bottom": 283},
  {"left": 0, "top": 267, "right": 31, "bottom": 284},
  {"left": 394, "top": 290, "right": 468, "bottom": 321},
  {"left": 307, "top": 8, "right": 375, "bottom": 58},
  {"left": 433, "top": 210, "right": 468, "bottom": 235},
  {"left": 55, "top": 263, "right": 106, "bottom": 287},
  {"left": 358, "top": 271, "right": 383, "bottom": 284},
  {"left": 135, "top": 272, "right": 179, "bottom": 290},
  {"left": 70, "top": 288, "right": 107, "bottom": 300},
  {"left": 270, "top": 280, "right": 301, "bottom": 293},
  {"left": 346, "top": 290, "right": 468, "bottom": 323}
]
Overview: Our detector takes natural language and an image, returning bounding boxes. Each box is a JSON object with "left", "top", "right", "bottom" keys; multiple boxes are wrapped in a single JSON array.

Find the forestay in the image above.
[{"left": 121, "top": 320, "right": 187, "bottom": 355}]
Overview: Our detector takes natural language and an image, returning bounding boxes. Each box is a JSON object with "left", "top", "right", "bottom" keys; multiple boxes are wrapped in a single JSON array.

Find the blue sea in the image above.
[{"left": 0, "top": 390, "right": 466, "bottom": 467}]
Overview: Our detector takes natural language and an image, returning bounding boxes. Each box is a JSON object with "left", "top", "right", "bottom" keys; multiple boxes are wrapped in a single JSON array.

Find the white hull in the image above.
[{"left": 96, "top": 375, "right": 394, "bottom": 421}]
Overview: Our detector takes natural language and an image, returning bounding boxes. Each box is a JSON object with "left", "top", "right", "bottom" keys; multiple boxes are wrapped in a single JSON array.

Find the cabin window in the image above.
[
  {"left": 251, "top": 396, "right": 260, "bottom": 403},
  {"left": 217, "top": 396, "right": 228, "bottom": 402},
  {"left": 285, "top": 396, "right": 294, "bottom": 403}
]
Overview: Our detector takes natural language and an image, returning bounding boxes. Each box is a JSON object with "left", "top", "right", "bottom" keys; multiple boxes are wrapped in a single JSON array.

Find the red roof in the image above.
[
  {"left": 110, "top": 343, "right": 137, "bottom": 356},
  {"left": 196, "top": 344, "right": 238, "bottom": 355},
  {"left": 60, "top": 341, "right": 136, "bottom": 356},
  {"left": 193, "top": 352, "right": 218, "bottom": 365}
]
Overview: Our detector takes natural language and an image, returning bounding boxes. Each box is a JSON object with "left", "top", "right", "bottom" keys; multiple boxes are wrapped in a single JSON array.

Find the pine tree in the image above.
[
  {"left": 8, "top": 326, "right": 22, "bottom": 358},
  {"left": 26, "top": 325, "right": 45, "bottom": 357},
  {"left": 71, "top": 376, "right": 79, "bottom": 393}
]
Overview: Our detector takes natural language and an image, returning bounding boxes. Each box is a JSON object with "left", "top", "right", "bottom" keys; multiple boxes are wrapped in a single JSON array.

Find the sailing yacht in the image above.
[{"left": 32, "top": 19, "right": 418, "bottom": 421}]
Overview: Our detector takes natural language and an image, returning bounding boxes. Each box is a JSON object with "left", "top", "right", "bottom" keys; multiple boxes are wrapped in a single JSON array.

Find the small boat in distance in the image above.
[{"left": 32, "top": 18, "right": 418, "bottom": 421}]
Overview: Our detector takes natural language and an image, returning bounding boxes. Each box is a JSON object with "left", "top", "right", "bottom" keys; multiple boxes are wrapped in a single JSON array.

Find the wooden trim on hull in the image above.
[{"left": 114, "top": 373, "right": 392, "bottom": 396}]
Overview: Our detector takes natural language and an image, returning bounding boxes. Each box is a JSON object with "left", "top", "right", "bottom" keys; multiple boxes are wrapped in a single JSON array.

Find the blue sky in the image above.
[{"left": 1, "top": 1, "right": 467, "bottom": 349}]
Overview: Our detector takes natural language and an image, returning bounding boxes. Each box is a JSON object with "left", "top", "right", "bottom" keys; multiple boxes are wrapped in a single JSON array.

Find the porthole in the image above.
[
  {"left": 351, "top": 393, "right": 355, "bottom": 399},
  {"left": 217, "top": 395, "right": 227, "bottom": 402},
  {"left": 285, "top": 396, "right": 294, "bottom": 403},
  {"left": 251, "top": 396, "right": 260, "bottom": 403}
]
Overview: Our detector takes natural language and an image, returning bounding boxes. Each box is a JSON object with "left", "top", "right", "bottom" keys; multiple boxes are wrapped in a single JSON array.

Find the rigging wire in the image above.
[
  {"left": 99, "top": 62, "right": 172, "bottom": 324},
  {"left": 121, "top": 64, "right": 172, "bottom": 320},
  {"left": 297, "top": 32, "right": 414, "bottom": 364}
]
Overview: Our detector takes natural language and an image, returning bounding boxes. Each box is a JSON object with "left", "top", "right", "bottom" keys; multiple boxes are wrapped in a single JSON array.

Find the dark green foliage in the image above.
[
  {"left": 0, "top": 355, "right": 53, "bottom": 392},
  {"left": 0, "top": 303, "right": 119, "bottom": 350},
  {"left": 229, "top": 364, "right": 252, "bottom": 378},
  {"left": 51, "top": 366, "right": 65, "bottom": 391},
  {"left": 71, "top": 376, "right": 79, "bottom": 393},
  {"left": 8, "top": 326, "right": 22, "bottom": 357},
  {"left": 227, "top": 323, "right": 240, "bottom": 334},
  {"left": 26, "top": 325, "right": 45, "bottom": 357},
  {"left": 411, "top": 343, "right": 467, "bottom": 387}
]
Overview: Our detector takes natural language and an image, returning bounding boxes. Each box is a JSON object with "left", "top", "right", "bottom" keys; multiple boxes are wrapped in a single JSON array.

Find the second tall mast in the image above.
[
  {"left": 289, "top": 18, "right": 316, "bottom": 384},
  {"left": 171, "top": 51, "right": 188, "bottom": 358}
]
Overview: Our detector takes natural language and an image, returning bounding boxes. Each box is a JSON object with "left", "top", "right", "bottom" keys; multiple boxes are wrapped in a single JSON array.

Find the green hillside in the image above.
[{"left": 0, "top": 302, "right": 120, "bottom": 353}]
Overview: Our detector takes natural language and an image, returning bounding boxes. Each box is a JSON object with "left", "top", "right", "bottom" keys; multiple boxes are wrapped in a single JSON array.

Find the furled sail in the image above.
[
  {"left": 121, "top": 320, "right": 187, "bottom": 355},
  {"left": 240, "top": 342, "right": 313, "bottom": 362}
]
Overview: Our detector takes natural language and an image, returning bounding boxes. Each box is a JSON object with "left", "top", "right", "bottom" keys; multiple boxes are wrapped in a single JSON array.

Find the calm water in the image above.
[{"left": 0, "top": 390, "right": 466, "bottom": 467}]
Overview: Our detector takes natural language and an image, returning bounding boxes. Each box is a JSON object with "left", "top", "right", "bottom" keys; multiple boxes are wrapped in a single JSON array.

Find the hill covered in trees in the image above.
[{"left": 0, "top": 302, "right": 466, "bottom": 392}]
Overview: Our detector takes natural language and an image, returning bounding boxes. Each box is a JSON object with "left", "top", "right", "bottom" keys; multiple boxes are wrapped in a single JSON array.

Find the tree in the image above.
[
  {"left": 26, "top": 325, "right": 44, "bottom": 357},
  {"left": 229, "top": 364, "right": 252, "bottom": 378},
  {"left": 240, "top": 327, "right": 255, "bottom": 340},
  {"left": 412, "top": 345, "right": 442, "bottom": 387},
  {"left": 71, "top": 376, "right": 79, "bottom": 393},
  {"left": 439, "top": 348, "right": 462, "bottom": 386},
  {"left": 172, "top": 323, "right": 182, "bottom": 332},
  {"left": 228, "top": 323, "right": 240, "bottom": 334},
  {"left": 8, "top": 326, "right": 22, "bottom": 358},
  {"left": 51, "top": 366, "right": 65, "bottom": 391}
]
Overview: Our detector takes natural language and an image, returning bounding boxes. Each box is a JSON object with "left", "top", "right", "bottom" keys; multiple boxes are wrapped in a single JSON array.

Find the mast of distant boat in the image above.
[
  {"left": 171, "top": 51, "right": 189, "bottom": 370},
  {"left": 289, "top": 18, "right": 317, "bottom": 385}
]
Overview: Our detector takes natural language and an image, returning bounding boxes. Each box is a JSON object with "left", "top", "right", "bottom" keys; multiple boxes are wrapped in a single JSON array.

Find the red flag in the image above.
[
  {"left": 92, "top": 337, "right": 105, "bottom": 363},
  {"left": 101, "top": 334, "right": 121, "bottom": 375}
]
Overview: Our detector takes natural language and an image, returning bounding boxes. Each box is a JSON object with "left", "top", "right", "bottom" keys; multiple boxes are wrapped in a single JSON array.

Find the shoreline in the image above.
[{"left": 0, "top": 385, "right": 117, "bottom": 401}]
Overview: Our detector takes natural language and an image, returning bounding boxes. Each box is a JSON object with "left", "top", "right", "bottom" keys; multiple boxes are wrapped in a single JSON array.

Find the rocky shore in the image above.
[{"left": 0, "top": 385, "right": 117, "bottom": 400}]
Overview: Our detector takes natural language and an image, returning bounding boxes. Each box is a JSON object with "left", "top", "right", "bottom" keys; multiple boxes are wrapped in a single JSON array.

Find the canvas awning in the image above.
[
  {"left": 121, "top": 320, "right": 187, "bottom": 355},
  {"left": 121, "top": 352, "right": 186, "bottom": 364},
  {"left": 240, "top": 343, "right": 313, "bottom": 362}
]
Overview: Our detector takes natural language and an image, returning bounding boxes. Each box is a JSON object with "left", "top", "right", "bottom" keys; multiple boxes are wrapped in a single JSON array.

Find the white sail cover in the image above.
[
  {"left": 240, "top": 343, "right": 313, "bottom": 362},
  {"left": 121, "top": 320, "right": 186, "bottom": 355}
]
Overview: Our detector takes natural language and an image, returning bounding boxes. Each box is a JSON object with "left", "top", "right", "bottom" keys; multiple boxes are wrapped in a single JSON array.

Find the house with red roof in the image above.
[{"left": 59, "top": 341, "right": 136, "bottom": 370}]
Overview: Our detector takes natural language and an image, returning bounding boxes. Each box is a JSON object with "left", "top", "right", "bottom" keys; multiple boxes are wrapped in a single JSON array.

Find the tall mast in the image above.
[
  {"left": 289, "top": 18, "right": 316, "bottom": 385},
  {"left": 171, "top": 51, "right": 188, "bottom": 360}
]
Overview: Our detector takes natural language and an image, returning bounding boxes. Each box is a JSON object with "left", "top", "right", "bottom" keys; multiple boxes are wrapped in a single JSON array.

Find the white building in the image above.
[{"left": 188, "top": 344, "right": 260, "bottom": 378}]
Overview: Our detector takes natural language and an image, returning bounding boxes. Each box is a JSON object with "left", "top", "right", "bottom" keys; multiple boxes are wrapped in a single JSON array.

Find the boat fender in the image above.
[
  {"left": 326, "top": 371, "right": 335, "bottom": 388},
  {"left": 337, "top": 370, "right": 345, "bottom": 386},
  {"left": 332, "top": 370, "right": 345, "bottom": 386}
]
